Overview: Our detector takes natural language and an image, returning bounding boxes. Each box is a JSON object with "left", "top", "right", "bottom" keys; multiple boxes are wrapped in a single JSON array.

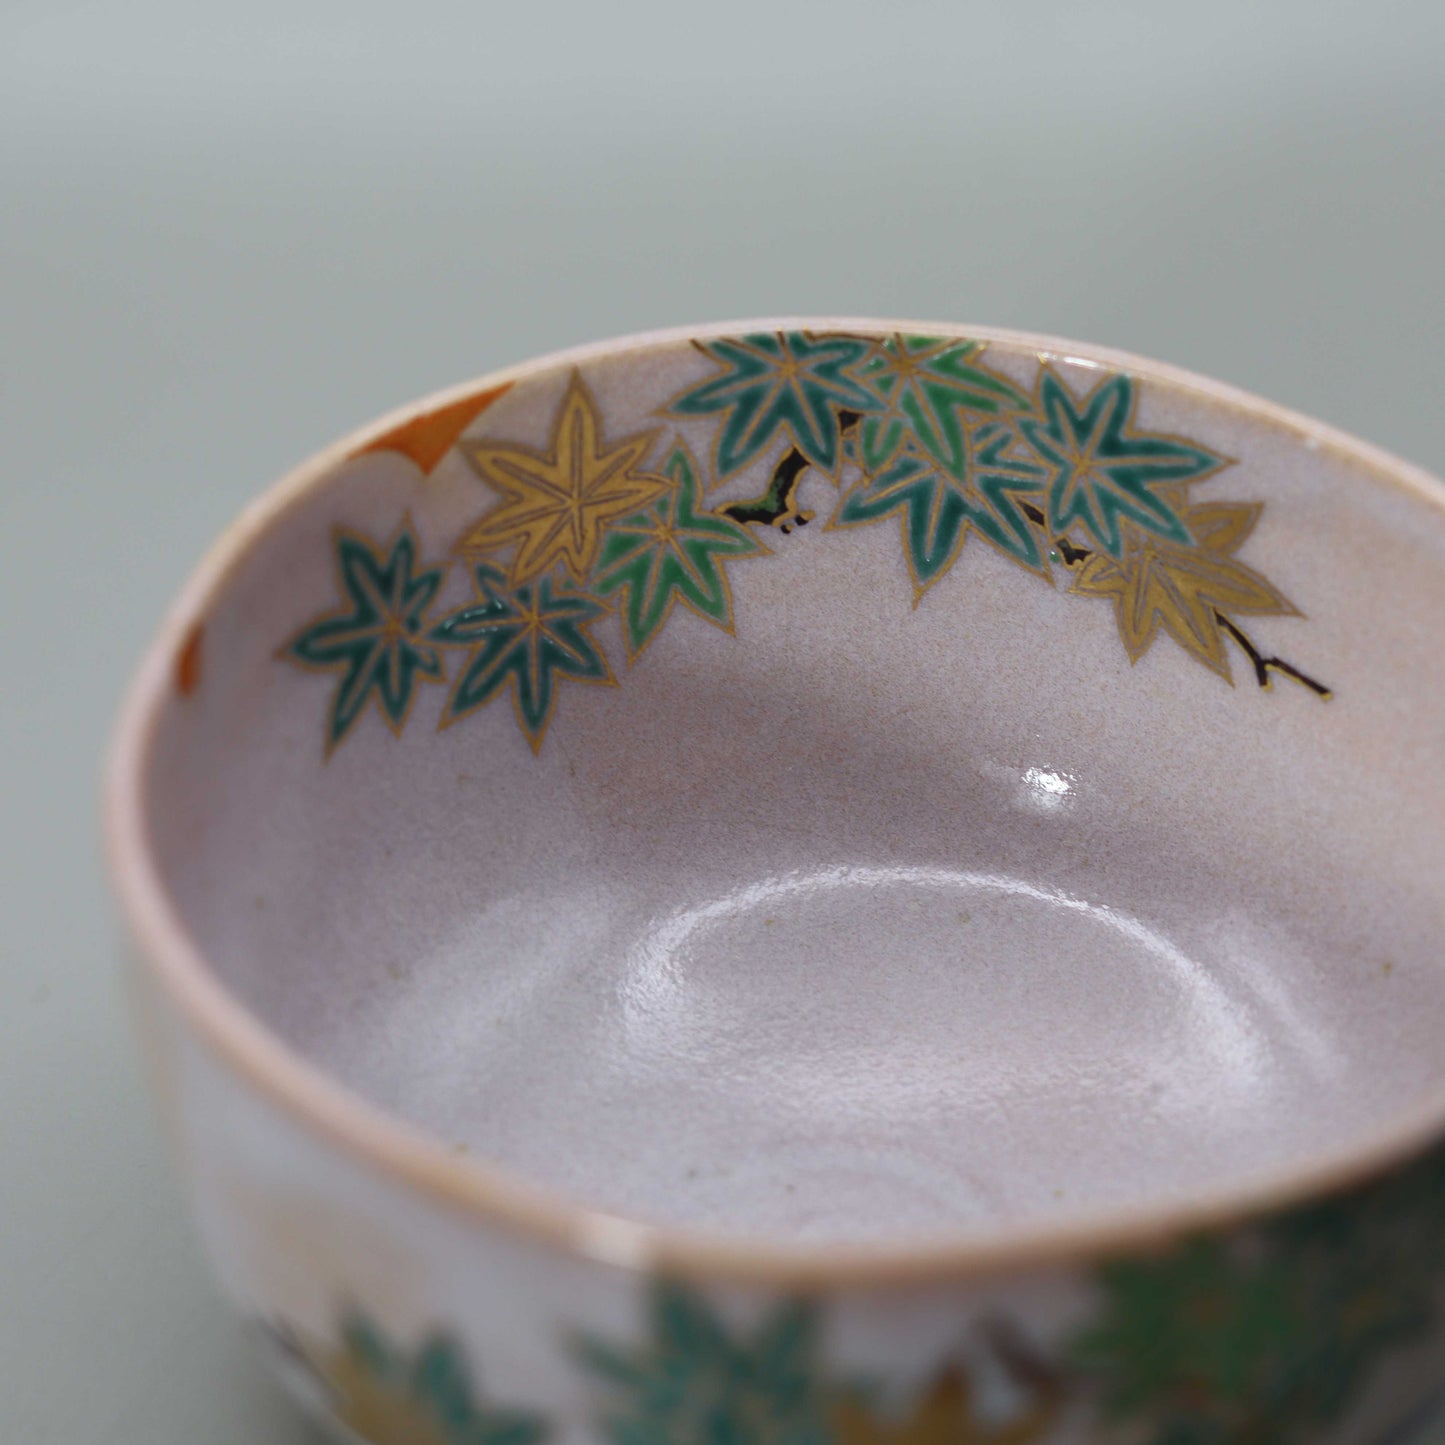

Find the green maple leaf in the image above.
[
  {"left": 1016, "top": 370, "right": 1222, "bottom": 559},
  {"left": 853, "top": 334, "right": 1030, "bottom": 476},
  {"left": 429, "top": 562, "right": 613, "bottom": 751},
  {"left": 1072, "top": 1147, "right": 1445, "bottom": 1445},
  {"left": 1075, "top": 1239, "right": 1295, "bottom": 1424},
  {"left": 576, "top": 1283, "right": 832, "bottom": 1445},
  {"left": 318, "top": 1311, "right": 547, "bottom": 1445},
  {"left": 665, "top": 331, "right": 885, "bottom": 480},
  {"left": 284, "top": 524, "right": 446, "bottom": 753},
  {"left": 591, "top": 443, "right": 767, "bottom": 659},
  {"left": 833, "top": 423, "right": 1049, "bottom": 597}
]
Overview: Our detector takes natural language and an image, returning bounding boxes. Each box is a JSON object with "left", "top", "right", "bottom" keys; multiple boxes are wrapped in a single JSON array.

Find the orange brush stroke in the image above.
[
  {"left": 176, "top": 623, "right": 204, "bottom": 697},
  {"left": 352, "top": 382, "right": 512, "bottom": 474}
]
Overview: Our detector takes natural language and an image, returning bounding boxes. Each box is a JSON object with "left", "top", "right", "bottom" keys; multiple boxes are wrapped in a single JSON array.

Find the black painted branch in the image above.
[
  {"left": 1003, "top": 506, "right": 1331, "bottom": 697},
  {"left": 716, "top": 419, "right": 1332, "bottom": 700},
  {"left": 718, "top": 410, "right": 867, "bottom": 533},
  {"left": 719, "top": 448, "right": 812, "bottom": 531},
  {"left": 1216, "top": 615, "right": 1333, "bottom": 698}
]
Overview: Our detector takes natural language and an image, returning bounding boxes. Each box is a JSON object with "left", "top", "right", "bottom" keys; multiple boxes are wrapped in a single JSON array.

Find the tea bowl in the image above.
[{"left": 106, "top": 319, "right": 1445, "bottom": 1443}]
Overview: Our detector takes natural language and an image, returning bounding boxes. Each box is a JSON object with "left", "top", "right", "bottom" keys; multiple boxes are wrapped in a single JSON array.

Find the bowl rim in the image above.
[{"left": 106, "top": 316, "right": 1445, "bottom": 1288}]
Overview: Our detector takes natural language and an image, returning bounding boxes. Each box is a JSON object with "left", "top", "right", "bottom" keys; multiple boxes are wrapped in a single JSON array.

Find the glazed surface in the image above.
[{"left": 143, "top": 326, "right": 1445, "bottom": 1243}]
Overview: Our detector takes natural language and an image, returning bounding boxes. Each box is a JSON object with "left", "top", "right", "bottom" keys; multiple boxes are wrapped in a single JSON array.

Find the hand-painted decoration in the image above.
[
  {"left": 430, "top": 561, "right": 614, "bottom": 747},
  {"left": 574, "top": 1284, "right": 1063, "bottom": 1445},
  {"left": 830, "top": 1357, "right": 1063, "bottom": 1445},
  {"left": 351, "top": 382, "right": 512, "bottom": 475},
  {"left": 268, "top": 1144, "right": 1445, "bottom": 1444},
  {"left": 272, "top": 1309, "right": 545, "bottom": 1445},
  {"left": 456, "top": 373, "right": 671, "bottom": 587},
  {"left": 284, "top": 335, "right": 1330, "bottom": 752},
  {"left": 1071, "top": 1143, "right": 1445, "bottom": 1444},
  {"left": 284, "top": 525, "right": 448, "bottom": 753},
  {"left": 576, "top": 1285, "right": 833, "bottom": 1445}
]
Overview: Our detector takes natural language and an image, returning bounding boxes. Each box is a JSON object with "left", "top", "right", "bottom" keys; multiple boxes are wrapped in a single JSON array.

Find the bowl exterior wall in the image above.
[{"left": 129, "top": 955, "right": 1445, "bottom": 1445}]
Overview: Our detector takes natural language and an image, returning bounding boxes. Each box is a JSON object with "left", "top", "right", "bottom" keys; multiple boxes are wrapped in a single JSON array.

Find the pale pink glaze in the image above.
[{"left": 108, "top": 319, "right": 1445, "bottom": 1284}]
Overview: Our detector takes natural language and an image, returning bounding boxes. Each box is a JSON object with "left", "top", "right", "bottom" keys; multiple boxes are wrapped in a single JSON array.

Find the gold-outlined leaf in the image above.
[
  {"left": 592, "top": 442, "right": 768, "bottom": 661},
  {"left": 1071, "top": 500, "right": 1297, "bottom": 680},
  {"left": 281, "top": 520, "right": 447, "bottom": 753},
  {"left": 1017, "top": 369, "right": 1228, "bottom": 559},
  {"left": 429, "top": 560, "right": 615, "bottom": 752},
  {"left": 664, "top": 330, "right": 885, "bottom": 482},
  {"left": 457, "top": 371, "right": 668, "bottom": 585}
]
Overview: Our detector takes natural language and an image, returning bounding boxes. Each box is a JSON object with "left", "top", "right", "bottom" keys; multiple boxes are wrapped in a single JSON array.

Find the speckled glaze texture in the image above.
[{"left": 108, "top": 321, "right": 1445, "bottom": 1444}]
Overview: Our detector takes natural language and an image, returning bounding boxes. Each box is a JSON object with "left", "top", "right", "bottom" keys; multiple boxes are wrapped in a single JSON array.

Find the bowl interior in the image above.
[{"left": 135, "top": 324, "right": 1445, "bottom": 1245}]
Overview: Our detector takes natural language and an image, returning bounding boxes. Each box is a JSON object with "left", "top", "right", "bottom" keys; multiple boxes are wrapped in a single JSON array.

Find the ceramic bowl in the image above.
[{"left": 108, "top": 320, "right": 1445, "bottom": 1444}]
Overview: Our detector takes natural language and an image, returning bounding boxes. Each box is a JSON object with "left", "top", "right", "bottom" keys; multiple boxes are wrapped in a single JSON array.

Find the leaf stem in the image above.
[
  {"left": 1023, "top": 504, "right": 1331, "bottom": 698},
  {"left": 723, "top": 424, "right": 1333, "bottom": 702},
  {"left": 1216, "top": 615, "right": 1333, "bottom": 698}
]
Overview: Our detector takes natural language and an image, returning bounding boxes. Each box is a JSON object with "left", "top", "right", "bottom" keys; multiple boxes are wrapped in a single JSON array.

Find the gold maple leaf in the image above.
[
  {"left": 311, "top": 1342, "right": 450, "bottom": 1445},
  {"left": 457, "top": 370, "right": 670, "bottom": 585},
  {"left": 1070, "top": 497, "right": 1298, "bottom": 680},
  {"left": 831, "top": 1368, "right": 1059, "bottom": 1445}
]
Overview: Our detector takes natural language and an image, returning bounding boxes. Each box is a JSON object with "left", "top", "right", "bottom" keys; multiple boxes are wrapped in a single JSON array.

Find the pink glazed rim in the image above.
[{"left": 105, "top": 318, "right": 1445, "bottom": 1288}]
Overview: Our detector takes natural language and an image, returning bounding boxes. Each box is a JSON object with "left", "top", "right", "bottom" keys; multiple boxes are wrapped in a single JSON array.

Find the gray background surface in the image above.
[{"left": 2, "top": 3, "right": 1443, "bottom": 1439}]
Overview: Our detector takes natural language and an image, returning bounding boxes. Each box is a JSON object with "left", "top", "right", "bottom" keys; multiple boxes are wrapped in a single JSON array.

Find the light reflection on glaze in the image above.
[
  {"left": 1019, "top": 766, "right": 1077, "bottom": 814},
  {"left": 618, "top": 863, "right": 1267, "bottom": 1096}
]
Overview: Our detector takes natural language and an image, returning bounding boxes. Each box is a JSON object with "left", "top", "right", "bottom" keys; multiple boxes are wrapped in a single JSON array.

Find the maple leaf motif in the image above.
[
  {"left": 832, "top": 421, "right": 1049, "bottom": 598},
  {"left": 306, "top": 1312, "right": 545, "bottom": 1445},
  {"left": 1016, "top": 370, "right": 1224, "bottom": 559},
  {"left": 456, "top": 371, "right": 669, "bottom": 586},
  {"left": 665, "top": 330, "right": 886, "bottom": 481},
  {"left": 430, "top": 561, "right": 613, "bottom": 751},
  {"left": 1071, "top": 499, "right": 1298, "bottom": 679},
  {"left": 831, "top": 1368, "right": 1059, "bottom": 1445},
  {"left": 284, "top": 524, "right": 446, "bottom": 753},
  {"left": 352, "top": 382, "right": 512, "bottom": 474},
  {"left": 1072, "top": 1146, "right": 1445, "bottom": 1443},
  {"left": 576, "top": 1283, "right": 831, "bottom": 1445},
  {"left": 591, "top": 442, "right": 767, "bottom": 660},
  {"left": 853, "top": 335, "right": 1031, "bottom": 477}
]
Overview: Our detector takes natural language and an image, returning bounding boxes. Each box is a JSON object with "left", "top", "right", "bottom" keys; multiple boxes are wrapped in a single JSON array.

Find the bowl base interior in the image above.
[{"left": 300, "top": 859, "right": 1419, "bottom": 1242}]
